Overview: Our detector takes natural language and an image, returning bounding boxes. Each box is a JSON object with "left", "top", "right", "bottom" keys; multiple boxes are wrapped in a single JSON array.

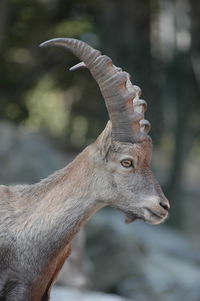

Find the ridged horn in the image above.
[{"left": 40, "top": 38, "right": 151, "bottom": 143}]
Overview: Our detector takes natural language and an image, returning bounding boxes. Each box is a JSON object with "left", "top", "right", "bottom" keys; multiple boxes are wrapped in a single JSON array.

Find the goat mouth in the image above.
[
  {"left": 124, "top": 208, "right": 168, "bottom": 225},
  {"left": 145, "top": 208, "right": 168, "bottom": 220}
]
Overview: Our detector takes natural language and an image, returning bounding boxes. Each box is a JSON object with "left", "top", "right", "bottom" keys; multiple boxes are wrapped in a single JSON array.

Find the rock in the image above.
[
  {"left": 86, "top": 209, "right": 200, "bottom": 301},
  {"left": 52, "top": 286, "right": 131, "bottom": 301},
  {"left": 0, "top": 121, "right": 70, "bottom": 184}
]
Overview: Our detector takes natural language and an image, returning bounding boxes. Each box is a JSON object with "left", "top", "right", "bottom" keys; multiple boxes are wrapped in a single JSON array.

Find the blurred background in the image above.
[{"left": 0, "top": 0, "right": 200, "bottom": 300}]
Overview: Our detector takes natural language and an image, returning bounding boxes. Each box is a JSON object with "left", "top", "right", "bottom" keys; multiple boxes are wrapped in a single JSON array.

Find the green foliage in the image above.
[
  {"left": 54, "top": 18, "right": 93, "bottom": 37},
  {"left": 1, "top": 0, "right": 98, "bottom": 145},
  {"left": 24, "top": 75, "right": 69, "bottom": 136}
]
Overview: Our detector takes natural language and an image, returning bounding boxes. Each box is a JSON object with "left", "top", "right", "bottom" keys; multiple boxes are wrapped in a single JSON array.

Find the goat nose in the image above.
[{"left": 159, "top": 201, "right": 170, "bottom": 211}]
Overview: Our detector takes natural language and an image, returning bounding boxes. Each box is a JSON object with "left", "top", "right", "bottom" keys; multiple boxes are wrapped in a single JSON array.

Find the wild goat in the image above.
[{"left": 0, "top": 38, "right": 170, "bottom": 300}]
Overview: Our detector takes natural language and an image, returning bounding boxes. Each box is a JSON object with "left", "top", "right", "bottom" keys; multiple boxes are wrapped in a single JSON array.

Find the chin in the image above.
[{"left": 146, "top": 218, "right": 166, "bottom": 225}]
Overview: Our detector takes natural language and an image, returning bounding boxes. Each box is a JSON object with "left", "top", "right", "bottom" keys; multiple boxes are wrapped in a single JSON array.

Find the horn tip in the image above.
[
  {"left": 39, "top": 41, "right": 49, "bottom": 48},
  {"left": 69, "top": 62, "right": 87, "bottom": 72},
  {"left": 39, "top": 38, "right": 62, "bottom": 48}
]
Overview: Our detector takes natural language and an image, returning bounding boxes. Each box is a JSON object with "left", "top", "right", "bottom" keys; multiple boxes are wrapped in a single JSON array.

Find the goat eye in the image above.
[{"left": 121, "top": 159, "right": 133, "bottom": 168}]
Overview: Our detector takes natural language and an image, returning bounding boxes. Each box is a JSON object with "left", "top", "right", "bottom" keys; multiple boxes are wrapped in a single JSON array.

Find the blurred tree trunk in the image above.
[
  {"left": 165, "top": 53, "right": 192, "bottom": 227},
  {"left": 100, "top": 0, "right": 164, "bottom": 143},
  {"left": 0, "top": 0, "right": 8, "bottom": 49},
  {"left": 165, "top": 0, "right": 199, "bottom": 228},
  {"left": 190, "top": 0, "right": 200, "bottom": 93},
  {"left": 190, "top": 0, "right": 200, "bottom": 52}
]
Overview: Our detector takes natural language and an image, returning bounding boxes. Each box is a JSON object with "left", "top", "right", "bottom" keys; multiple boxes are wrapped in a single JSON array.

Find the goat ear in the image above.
[{"left": 95, "top": 121, "right": 112, "bottom": 158}]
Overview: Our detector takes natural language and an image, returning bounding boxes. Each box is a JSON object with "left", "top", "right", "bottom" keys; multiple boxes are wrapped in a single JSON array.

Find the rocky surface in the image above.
[
  {"left": 86, "top": 210, "right": 200, "bottom": 301},
  {"left": 0, "top": 121, "right": 71, "bottom": 184},
  {"left": 52, "top": 286, "right": 131, "bottom": 301}
]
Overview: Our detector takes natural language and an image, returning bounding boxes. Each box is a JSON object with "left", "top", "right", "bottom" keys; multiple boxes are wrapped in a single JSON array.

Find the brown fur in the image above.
[{"left": 0, "top": 122, "right": 169, "bottom": 300}]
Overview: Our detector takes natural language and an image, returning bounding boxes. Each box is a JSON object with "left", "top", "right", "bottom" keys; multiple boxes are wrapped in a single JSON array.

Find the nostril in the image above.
[{"left": 159, "top": 201, "right": 169, "bottom": 211}]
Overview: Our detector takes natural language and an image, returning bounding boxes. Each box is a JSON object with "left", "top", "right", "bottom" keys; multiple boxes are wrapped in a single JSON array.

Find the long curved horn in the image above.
[{"left": 40, "top": 38, "right": 150, "bottom": 143}]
